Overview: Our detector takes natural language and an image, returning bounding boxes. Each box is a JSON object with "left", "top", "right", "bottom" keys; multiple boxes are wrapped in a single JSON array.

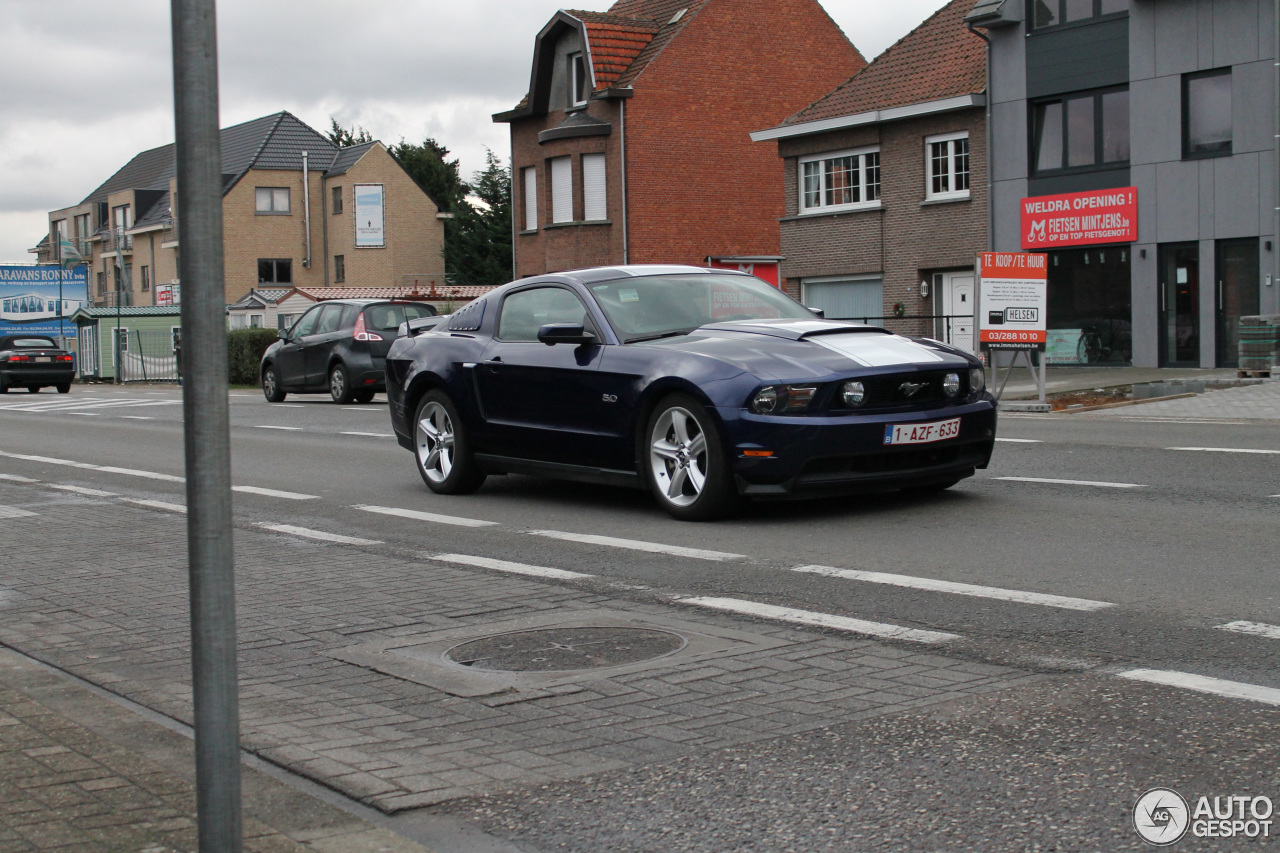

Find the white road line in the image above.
[
  {"left": 119, "top": 416, "right": 154, "bottom": 420},
  {"left": 256, "top": 524, "right": 381, "bottom": 546},
  {"left": 0, "top": 506, "right": 37, "bottom": 519},
  {"left": 1217, "top": 621, "right": 1280, "bottom": 640},
  {"left": 354, "top": 504, "right": 498, "bottom": 528},
  {"left": 679, "top": 597, "right": 958, "bottom": 644},
  {"left": 229, "top": 393, "right": 256, "bottom": 397},
  {"left": 1167, "top": 446, "right": 1280, "bottom": 455},
  {"left": 340, "top": 431, "right": 394, "bottom": 438},
  {"left": 122, "top": 498, "right": 187, "bottom": 514},
  {"left": 66, "top": 412, "right": 99, "bottom": 416},
  {"left": 1117, "top": 669, "right": 1280, "bottom": 707},
  {"left": 1120, "top": 417, "right": 1246, "bottom": 425},
  {"left": 341, "top": 407, "right": 379, "bottom": 412},
  {"left": 994, "top": 476, "right": 1145, "bottom": 489},
  {"left": 433, "top": 553, "right": 593, "bottom": 581},
  {"left": 0, "top": 474, "right": 37, "bottom": 483},
  {"left": 528, "top": 530, "right": 746, "bottom": 562},
  {"left": 0, "top": 451, "right": 98, "bottom": 471},
  {"left": 232, "top": 485, "right": 318, "bottom": 500},
  {"left": 253, "top": 425, "right": 303, "bottom": 431},
  {"left": 274, "top": 404, "right": 306, "bottom": 408},
  {"left": 995, "top": 438, "right": 1043, "bottom": 443},
  {"left": 49, "top": 484, "right": 117, "bottom": 497},
  {"left": 93, "top": 465, "right": 184, "bottom": 482},
  {"left": 791, "top": 565, "right": 1114, "bottom": 612}
]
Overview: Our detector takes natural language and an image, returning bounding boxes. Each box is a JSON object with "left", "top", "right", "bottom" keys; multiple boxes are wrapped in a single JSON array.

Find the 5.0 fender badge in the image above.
[{"left": 602, "top": 394, "right": 618, "bottom": 403}]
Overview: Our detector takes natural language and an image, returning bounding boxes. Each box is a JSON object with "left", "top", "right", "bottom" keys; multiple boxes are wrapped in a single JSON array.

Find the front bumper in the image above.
[{"left": 721, "top": 398, "right": 997, "bottom": 497}]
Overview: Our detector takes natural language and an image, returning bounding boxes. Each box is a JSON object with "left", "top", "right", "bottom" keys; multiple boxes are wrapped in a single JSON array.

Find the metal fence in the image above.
[{"left": 115, "top": 329, "right": 181, "bottom": 382}]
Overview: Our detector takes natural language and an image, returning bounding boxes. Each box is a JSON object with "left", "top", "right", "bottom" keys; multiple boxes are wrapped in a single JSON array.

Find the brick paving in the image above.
[
  {"left": 0, "top": 481, "right": 1032, "bottom": 817},
  {"left": 1081, "top": 378, "right": 1280, "bottom": 420}
]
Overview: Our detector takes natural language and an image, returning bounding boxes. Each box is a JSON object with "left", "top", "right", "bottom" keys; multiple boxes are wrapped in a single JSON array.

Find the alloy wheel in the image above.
[
  {"left": 416, "top": 401, "right": 456, "bottom": 484},
  {"left": 649, "top": 406, "right": 709, "bottom": 508}
]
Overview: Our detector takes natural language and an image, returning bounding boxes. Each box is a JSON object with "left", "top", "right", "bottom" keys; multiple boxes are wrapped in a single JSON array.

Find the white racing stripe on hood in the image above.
[{"left": 808, "top": 333, "right": 944, "bottom": 367}]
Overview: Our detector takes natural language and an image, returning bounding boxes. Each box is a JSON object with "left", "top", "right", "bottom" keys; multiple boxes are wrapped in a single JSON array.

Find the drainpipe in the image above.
[
  {"left": 621, "top": 97, "right": 629, "bottom": 264},
  {"left": 321, "top": 173, "right": 330, "bottom": 286},
  {"left": 968, "top": 23, "right": 995, "bottom": 253},
  {"left": 301, "top": 151, "right": 312, "bottom": 269}
]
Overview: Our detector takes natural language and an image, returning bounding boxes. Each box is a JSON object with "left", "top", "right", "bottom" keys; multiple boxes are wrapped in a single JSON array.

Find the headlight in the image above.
[
  {"left": 749, "top": 386, "right": 779, "bottom": 414},
  {"left": 943, "top": 372, "right": 961, "bottom": 398},
  {"left": 840, "top": 380, "right": 866, "bottom": 407},
  {"left": 969, "top": 367, "right": 986, "bottom": 395}
]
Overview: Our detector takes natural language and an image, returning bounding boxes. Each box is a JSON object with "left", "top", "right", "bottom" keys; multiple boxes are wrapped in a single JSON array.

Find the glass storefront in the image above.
[{"left": 1044, "top": 246, "right": 1132, "bottom": 365}]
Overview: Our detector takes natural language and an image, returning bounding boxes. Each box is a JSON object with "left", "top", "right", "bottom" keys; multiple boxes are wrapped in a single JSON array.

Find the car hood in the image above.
[{"left": 643, "top": 319, "right": 973, "bottom": 381}]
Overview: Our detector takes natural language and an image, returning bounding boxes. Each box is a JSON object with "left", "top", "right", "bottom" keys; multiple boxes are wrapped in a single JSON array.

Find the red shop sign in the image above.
[{"left": 1020, "top": 187, "right": 1137, "bottom": 249}]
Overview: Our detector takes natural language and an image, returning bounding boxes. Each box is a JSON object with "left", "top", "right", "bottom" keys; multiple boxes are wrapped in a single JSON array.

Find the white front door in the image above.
[{"left": 940, "top": 271, "right": 975, "bottom": 354}]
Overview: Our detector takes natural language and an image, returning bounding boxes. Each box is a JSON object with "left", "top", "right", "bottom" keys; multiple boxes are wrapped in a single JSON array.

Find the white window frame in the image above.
[
  {"left": 797, "top": 147, "right": 881, "bottom": 215},
  {"left": 550, "top": 157, "right": 573, "bottom": 224},
  {"left": 582, "top": 154, "right": 607, "bottom": 221},
  {"left": 112, "top": 326, "right": 129, "bottom": 368},
  {"left": 569, "top": 52, "right": 590, "bottom": 107},
  {"left": 925, "top": 132, "right": 971, "bottom": 201},
  {"left": 522, "top": 166, "right": 538, "bottom": 232}
]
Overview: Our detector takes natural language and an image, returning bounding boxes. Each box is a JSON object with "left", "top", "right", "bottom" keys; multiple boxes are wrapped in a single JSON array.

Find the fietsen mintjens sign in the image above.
[
  {"left": 1021, "top": 187, "right": 1137, "bottom": 249},
  {"left": 978, "top": 252, "right": 1047, "bottom": 352}
]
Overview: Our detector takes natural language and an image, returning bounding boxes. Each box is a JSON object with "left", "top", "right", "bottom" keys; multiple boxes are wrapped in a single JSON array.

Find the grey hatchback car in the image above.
[{"left": 260, "top": 299, "right": 438, "bottom": 403}]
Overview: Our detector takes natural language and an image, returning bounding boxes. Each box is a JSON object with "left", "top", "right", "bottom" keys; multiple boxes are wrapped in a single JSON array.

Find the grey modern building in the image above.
[{"left": 968, "top": 0, "right": 1278, "bottom": 367}]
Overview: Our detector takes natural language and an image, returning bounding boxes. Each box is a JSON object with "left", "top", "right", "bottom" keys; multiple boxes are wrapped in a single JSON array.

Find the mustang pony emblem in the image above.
[{"left": 898, "top": 381, "right": 927, "bottom": 398}]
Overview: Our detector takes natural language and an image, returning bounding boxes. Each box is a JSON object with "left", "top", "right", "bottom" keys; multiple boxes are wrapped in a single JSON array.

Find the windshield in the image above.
[
  {"left": 590, "top": 274, "right": 813, "bottom": 342},
  {"left": 366, "top": 302, "right": 436, "bottom": 332}
]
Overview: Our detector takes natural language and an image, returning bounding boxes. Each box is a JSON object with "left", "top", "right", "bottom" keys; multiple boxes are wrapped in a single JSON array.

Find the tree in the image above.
[
  {"left": 326, "top": 117, "right": 372, "bottom": 148},
  {"left": 446, "top": 149, "right": 513, "bottom": 287},
  {"left": 388, "top": 137, "right": 468, "bottom": 214}
]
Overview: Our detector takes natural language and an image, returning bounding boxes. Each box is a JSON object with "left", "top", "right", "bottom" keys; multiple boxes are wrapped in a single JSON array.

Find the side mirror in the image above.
[
  {"left": 537, "top": 323, "right": 596, "bottom": 346},
  {"left": 808, "top": 306, "right": 826, "bottom": 318},
  {"left": 277, "top": 328, "right": 289, "bottom": 341}
]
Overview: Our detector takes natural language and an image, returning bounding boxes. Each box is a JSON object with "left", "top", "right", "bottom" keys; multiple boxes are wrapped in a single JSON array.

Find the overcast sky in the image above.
[{"left": 0, "top": 0, "right": 948, "bottom": 263}]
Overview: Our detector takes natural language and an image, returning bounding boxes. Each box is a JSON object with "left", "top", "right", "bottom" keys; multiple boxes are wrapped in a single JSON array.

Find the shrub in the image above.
[{"left": 227, "top": 328, "right": 279, "bottom": 385}]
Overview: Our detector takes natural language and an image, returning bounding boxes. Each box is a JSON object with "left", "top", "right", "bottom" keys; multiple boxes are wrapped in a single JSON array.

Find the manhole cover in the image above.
[{"left": 445, "top": 627, "right": 686, "bottom": 672}]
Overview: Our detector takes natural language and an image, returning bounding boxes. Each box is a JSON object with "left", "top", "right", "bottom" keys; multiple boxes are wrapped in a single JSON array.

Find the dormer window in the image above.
[{"left": 570, "top": 52, "right": 589, "bottom": 107}]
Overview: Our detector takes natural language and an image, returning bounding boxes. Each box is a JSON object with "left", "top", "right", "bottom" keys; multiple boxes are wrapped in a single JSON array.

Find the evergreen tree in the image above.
[
  {"left": 388, "top": 138, "right": 468, "bottom": 214},
  {"left": 446, "top": 149, "right": 513, "bottom": 287},
  {"left": 326, "top": 117, "right": 372, "bottom": 148}
]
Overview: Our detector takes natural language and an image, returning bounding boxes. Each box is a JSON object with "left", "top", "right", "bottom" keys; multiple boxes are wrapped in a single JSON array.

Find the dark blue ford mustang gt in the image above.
[{"left": 386, "top": 265, "right": 996, "bottom": 520}]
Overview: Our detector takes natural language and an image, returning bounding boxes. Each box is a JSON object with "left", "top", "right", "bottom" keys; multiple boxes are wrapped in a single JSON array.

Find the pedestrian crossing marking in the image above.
[{"left": 0, "top": 397, "right": 181, "bottom": 413}]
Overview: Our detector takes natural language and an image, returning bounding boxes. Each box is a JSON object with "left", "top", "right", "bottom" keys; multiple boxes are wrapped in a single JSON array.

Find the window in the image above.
[
  {"left": 522, "top": 167, "right": 538, "bottom": 231},
  {"left": 498, "top": 286, "right": 593, "bottom": 342},
  {"left": 569, "top": 52, "right": 589, "bottom": 106},
  {"left": 249, "top": 314, "right": 263, "bottom": 329},
  {"left": 111, "top": 205, "right": 132, "bottom": 249},
  {"left": 228, "top": 314, "right": 247, "bottom": 330},
  {"left": 289, "top": 306, "right": 322, "bottom": 338},
  {"left": 1032, "top": 88, "right": 1128, "bottom": 174},
  {"left": 1183, "top": 69, "right": 1232, "bottom": 158},
  {"left": 112, "top": 327, "right": 129, "bottom": 367},
  {"left": 97, "top": 271, "right": 106, "bottom": 295},
  {"left": 550, "top": 157, "right": 573, "bottom": 223},
  {"left": 1031, "top": 0, "right": 1127, "bottom": 29},
  {"left": 582, "top": 154, "right": 607, "bottom": 221},
  {"left": 926, "top": 133, "right": 970, "bottom": 200},
  {"left": 331, "top": 185, "right": 343, "bottom": 214},
  {"left": 799, "top": 148, "right": 881, "bottom": 213},
  {"left": 255, "top": 187, "right": 291, "bottom": 214},
  {"left": 257, "top": 258, "right": 292, "bottom": 284},
  {"left": 140, "top": 266, "right": 151, "bottom": 291},
  {"left": 74, "top": 213, "right": 91, "bottom": 241},
  {"left": 334, "top": 254, "right": 345, "bottom": 283}
]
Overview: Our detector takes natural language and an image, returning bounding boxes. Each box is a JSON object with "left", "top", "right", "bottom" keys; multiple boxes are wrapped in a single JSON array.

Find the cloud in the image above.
[{"left": 0, "top": 0, "right": 951, "bottom": 262}]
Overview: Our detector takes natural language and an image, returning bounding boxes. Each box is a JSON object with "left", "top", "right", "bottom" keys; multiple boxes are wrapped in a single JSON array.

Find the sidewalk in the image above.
[
  {"left": 0, "top": 647, "right": 435, "bottom": 853},
  {"left": 995, "top": 364, "right": 1246, "bottom": 399}
]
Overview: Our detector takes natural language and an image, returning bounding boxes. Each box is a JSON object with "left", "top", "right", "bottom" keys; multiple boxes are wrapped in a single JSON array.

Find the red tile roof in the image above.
[
  {"left": 782, "top": 0, "right": 985, "bottom": 126},
  {"left": 570, "top": 12, "right": 662, "bottom": 87},
  {"left": 289, "top": 285, "right": 497, "bottom": 302}
]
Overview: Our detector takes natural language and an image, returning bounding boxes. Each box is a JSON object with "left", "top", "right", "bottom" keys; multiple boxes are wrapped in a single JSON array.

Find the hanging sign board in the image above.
[
  {"left": 978, "top": 252, "right": 1047, "bottom": 351},
  {"left": 354, "top": 183, "right": 386, "bottom": 248}
]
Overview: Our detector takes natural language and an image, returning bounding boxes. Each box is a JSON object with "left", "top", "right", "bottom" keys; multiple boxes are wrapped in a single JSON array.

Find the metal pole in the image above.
[{"left": 170, "top": 1, "right": 242, "bottom": 850}]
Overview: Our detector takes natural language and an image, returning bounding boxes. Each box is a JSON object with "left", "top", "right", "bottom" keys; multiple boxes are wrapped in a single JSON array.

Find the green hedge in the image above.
[{"left": 227, "top": 328, "right": 280, "bottom": 386}]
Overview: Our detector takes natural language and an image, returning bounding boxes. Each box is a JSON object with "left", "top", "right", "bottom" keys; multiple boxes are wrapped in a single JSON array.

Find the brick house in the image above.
[
  {"left": 752, "top": 0, "right": 988, "bottom": 350},
  {"left": 495, "top": 0, "right": 866, "bottom": 284},
  {"left": 38, "top": 112, "right": 447, "bottom": 309}
]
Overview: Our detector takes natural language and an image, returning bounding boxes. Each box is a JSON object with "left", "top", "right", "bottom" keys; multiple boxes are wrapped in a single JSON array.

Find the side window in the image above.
[
  {"left": 314, "top": 304, "right": 345, "bottom": 334},
  {"left": 290, "top": 306, "right": 322, "bottom": 338},
  {"left": 498, "top": 287, "right": 593, "bottom": 342}
]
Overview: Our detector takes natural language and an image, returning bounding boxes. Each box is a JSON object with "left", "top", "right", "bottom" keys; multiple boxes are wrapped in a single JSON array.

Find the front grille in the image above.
[
  {"left": 798, "top": 442, "right": 986, "bottom": 481},
  {"left": 829, "top": 369, "right": 968, "bottom": 412}
]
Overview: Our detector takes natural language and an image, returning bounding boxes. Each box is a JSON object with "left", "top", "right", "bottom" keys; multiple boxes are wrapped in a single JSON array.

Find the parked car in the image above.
[
  {"left": 260, "top": 299, "right": 438, "bottom": 403},
  {"left": 385, "top": 265, "right": 997, "bottom": 520},
  {"left": 0, "top": 334, "right": 75, "bottom": 394}
]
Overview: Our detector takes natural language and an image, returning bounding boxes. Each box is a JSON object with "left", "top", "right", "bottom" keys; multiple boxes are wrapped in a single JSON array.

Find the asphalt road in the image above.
[{"left": 2, "top": 382, "right": 1279, "bottom": 851}]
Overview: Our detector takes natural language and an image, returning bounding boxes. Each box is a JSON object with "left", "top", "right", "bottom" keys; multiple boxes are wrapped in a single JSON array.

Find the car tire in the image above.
[
  {"left": 329, "top": 363, "right": 354, "bottom": 404},
  {"left": 644, "top": 393, "right": 740, "bottom": 521},
  {"left": 414, "top": 391, "right": 485, "bottom": 494},
  {"left": 262, "top": 364, "right": 286, "bottom": 402},
  {"left": 353, "top": 389, "right": 375, "bottom": 404},
  {"left": 56, "top": 383, "right": 70, "bottom": 394},
  {"left": 0, "top": 384, "right": 7, "bottom": 394}
]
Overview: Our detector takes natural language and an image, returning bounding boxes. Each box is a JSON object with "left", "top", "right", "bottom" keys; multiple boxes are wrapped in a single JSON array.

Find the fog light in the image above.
[
  {"left": 840, "top": 381, "right": 866, "bottom": 407},
  {"left": 969, "top": 367, "right": 985, "bottom": 395},
  {"left": 943, "top": 372, "right": 961, "bottom": 397},
  {"left": 750, "top": 386, "right": 779, "bottom": 414}
]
